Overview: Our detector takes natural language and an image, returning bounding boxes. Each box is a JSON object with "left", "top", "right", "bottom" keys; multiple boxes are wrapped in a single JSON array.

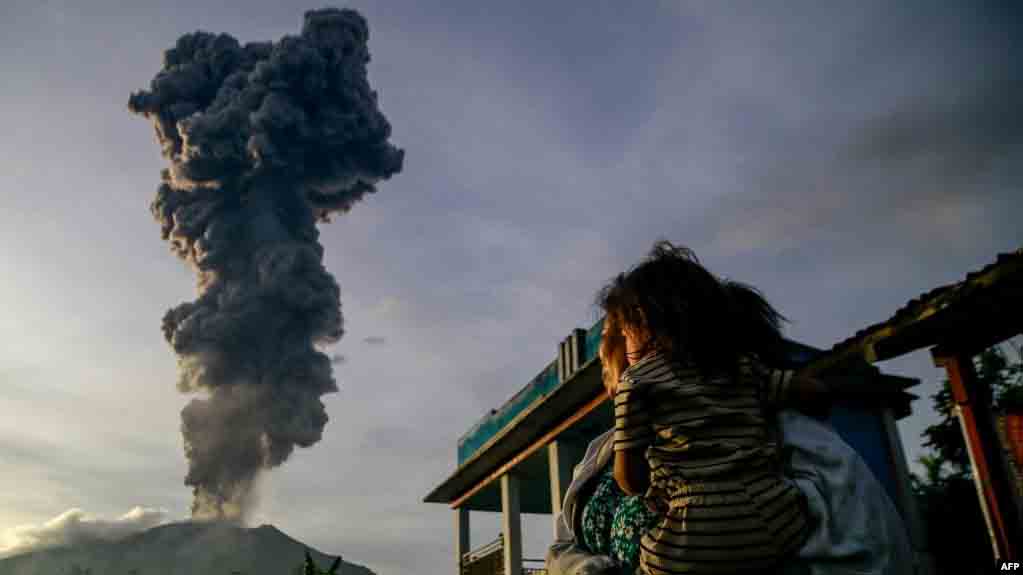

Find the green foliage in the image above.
[
  {"left": 301, "top": 549, "right": 342, "bottom": 575},
  {"left": 994, "top": 341, "right": 1023, "bottom": 410},
  {"left": 912, "top": 342, "right": 1023, "bottom": 574},
  {"left": 918, "top": 344, "right": 1023, "bottom": 480}
]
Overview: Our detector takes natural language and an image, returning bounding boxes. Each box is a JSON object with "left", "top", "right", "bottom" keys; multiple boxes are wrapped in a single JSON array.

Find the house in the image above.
[
  {"left": 425, "top": 321, "right": 923, "bottom": 575},
  {"left": 425, "top": 248, "right": 1023, "bottom": 574}
]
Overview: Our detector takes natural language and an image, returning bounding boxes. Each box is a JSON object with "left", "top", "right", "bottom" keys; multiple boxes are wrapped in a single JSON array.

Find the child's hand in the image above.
[
  {"left": 643, "top": 496, "right": 667, "bottom": 515},
  {"left": 789, "top": 372, "right": 833, "bottom": 419}
]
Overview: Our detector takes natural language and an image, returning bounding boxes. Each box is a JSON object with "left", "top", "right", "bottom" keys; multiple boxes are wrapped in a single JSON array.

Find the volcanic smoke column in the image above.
[{"left": 128, "top": 9, "right": 403, "bottom": 521}]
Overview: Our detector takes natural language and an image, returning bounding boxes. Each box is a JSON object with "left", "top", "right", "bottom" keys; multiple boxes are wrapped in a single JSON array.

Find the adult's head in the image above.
[
  {"left": 599, "top": 319, "right": 627, "bottom": 399},
  {"left": 596, "top": 240, "right": 787, "bottom": 385}
]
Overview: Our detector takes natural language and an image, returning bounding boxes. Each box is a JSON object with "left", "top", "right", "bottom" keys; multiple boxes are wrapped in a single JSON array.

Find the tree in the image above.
[
  {"left": 300, "top": 549, "right": 342, "bottom": 575},
  {"left": 920, "top": 343, "right": 1023, "bottom": 478},
  {"left": 913, "top": 343, "right": 1023, "bottom": 574}
]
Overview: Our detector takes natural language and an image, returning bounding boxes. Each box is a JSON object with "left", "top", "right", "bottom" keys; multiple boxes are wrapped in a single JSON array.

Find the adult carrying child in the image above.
[{"left": 593, "top": 240, "right": 832, "bottom": 574}]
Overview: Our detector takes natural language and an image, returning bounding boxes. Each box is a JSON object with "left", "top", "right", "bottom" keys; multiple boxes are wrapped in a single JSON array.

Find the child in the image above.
[{"left": 597, "top": 240, "right": 823, "bottom": 574}]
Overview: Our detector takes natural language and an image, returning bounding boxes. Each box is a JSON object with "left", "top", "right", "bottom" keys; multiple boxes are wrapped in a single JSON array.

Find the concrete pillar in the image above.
[
  {"left": 558, "top": 339, "right": 568, "bottom": 384},
  {"left": 568, "top": 330, "right": 579, "bottom": 374},
  {"left": 880, "top": 407, "right": 934, "bottom": 575},
  {"left": 558, "top": 329, "right": 587, "bottom": 384},
  {"left": 574, "top": 328, "right": 586, "bottom": 370},
  {"left": 548, "top": 439, "right": 584, "bottom": 537},
  {"left": 501, "top": 474, "right": 523, "bottom": 575},
  {"left": 455, "top": 508, "right": 469, "bottom": 574}
]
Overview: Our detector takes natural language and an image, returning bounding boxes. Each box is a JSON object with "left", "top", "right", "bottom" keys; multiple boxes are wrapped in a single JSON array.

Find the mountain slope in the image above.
[{"left": 0, "top": 522, "right": 375, "bottom": 575}]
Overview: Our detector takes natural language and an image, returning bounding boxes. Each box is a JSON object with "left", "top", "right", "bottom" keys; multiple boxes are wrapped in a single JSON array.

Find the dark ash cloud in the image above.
[{"left": 128, "top": 8, "right": 403, "bottom": 521}]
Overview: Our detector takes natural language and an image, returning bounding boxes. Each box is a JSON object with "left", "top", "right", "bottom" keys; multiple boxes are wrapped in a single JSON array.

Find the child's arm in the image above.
[
  {"left": 612, "top": 375, "right": 654, "bottom": 496},
  {"left": 614, "top": 448, "right": 650, "bottom": 496},
  {"left": 762, "top": 365, "right": 832, "bottom": 418}
]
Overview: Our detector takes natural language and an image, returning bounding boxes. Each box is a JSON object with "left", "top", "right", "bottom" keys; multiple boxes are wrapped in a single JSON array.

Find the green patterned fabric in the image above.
[{"left": 580, "top": 466, "right": 660, "bottom": 572}]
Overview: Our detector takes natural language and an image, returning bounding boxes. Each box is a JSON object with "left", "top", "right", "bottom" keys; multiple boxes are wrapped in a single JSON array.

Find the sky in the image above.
[{"left": 1, "top": 0, "right": 1021, "bottom": 573}]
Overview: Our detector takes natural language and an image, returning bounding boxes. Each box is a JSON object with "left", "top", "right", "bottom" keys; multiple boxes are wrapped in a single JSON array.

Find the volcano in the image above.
[{"left": 0, "top": 522, "right": 375, "bottom": 575}]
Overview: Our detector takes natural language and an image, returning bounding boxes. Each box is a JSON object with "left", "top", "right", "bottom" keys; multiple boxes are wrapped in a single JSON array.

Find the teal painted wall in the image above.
[
  {"left": 457, "top": 360, "right": 560, "bottom": 464},
  {"left": 457, "top": 317, "right": 824, "bottom": 465}
]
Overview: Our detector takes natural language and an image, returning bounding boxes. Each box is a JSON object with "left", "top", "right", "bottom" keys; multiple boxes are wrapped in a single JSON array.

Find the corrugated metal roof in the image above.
[{"left": 826, "top": 249, "right": 1023, "bottom": 361}]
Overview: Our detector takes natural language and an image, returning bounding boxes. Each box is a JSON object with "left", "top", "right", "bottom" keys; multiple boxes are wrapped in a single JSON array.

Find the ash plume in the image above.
[{"left": 128, "top": 8, "right": 403, "bottom": 521}]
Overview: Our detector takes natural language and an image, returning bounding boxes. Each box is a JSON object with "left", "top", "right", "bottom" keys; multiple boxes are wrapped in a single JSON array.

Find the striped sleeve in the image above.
[{"left": 613, "top": 374, "right": 654, "bottom": 452}]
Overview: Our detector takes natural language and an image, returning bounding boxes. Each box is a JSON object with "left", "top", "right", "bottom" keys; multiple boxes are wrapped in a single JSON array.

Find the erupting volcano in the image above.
[{"left": 128, "top": 8, "right": 403, "bottom": 521}]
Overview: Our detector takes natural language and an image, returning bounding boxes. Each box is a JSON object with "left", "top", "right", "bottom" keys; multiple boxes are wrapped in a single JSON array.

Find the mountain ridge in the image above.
[{"left": 0, "top": 521, "right": 375, "bottom": 575}]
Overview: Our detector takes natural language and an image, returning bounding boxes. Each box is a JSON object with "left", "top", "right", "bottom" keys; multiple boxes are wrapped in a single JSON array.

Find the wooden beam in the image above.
[
  {"left": 874, "top": 299, "right": 1022, "bottom": 363},
  {"left": 450, "top": 392, "right": 607, "bottom": 509},
  {"left": 933, "top": 350, "right": 1021, "bottom": 561}
]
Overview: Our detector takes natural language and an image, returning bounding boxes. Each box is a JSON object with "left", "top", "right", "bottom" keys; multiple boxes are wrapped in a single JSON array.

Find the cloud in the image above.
[
  {"left": 0, "top": 366, "right": 87, "bottom": 405},
  {"left": 650, "top": 1, "right": 1023, "bottom": 274},
  {"left": 369, "top": 297, "right": 401, "bottom": 317},
  {"left": 0, "top": 507, "right": 172, "bottom": 559}
]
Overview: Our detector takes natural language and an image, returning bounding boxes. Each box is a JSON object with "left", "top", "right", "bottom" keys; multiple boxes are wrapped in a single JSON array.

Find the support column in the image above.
[
  {"left": 455, "top": 507, "right": 469, "bottom": 575},
  {"left": 933, "top": 350, "right": 1021, "bottom": 562},
  {"left": 548, "top": 440, "right": 582, "bottom": 537},
  {"left": 558, "top": 329, "right": 586, "bottom": 384},
  {"left": 880, "top": 407, "right": 934, "bottom": 575},
  {"left": 570, "top": 328, "right": 585, "bottom": 373},
  {"left": 501, "top": 474, "right": 523, "bottom": 575}
]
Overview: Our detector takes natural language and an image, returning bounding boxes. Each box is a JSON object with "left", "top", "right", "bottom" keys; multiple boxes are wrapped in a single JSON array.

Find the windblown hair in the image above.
[{"left": 596, "top": 240, "right": 788, "bottom": 380}]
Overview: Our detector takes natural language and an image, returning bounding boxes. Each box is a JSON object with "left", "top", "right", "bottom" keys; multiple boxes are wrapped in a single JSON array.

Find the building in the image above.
[
  {"left": 425, "top": 248, "right": 1023, "bottom": 574},
  {"left": 817, "top": 249, "right": 1023, "bottom": 562},
  {"left": 425, "top": 320, "right": 923, "bottom": 575}
]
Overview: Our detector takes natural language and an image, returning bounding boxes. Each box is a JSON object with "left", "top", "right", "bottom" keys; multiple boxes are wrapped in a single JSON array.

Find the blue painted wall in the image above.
[{"left": 828, "top": 405, "right": 899, "bottom": 503}]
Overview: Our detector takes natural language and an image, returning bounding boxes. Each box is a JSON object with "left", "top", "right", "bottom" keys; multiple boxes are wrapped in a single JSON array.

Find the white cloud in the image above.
[{"left": 0, "top": 507, "right": 172, "bottom": 559}]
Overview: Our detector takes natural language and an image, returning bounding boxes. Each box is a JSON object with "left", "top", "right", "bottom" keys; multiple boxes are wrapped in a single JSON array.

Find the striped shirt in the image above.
[{"left": 613, "top": 351, "right": 809, "bottom": 574}]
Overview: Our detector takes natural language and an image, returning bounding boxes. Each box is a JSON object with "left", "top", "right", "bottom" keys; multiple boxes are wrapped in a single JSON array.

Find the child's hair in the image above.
[
  {"left": 596, "top": 240, "right": 788, "bottom": 377},
  {"left": 719, "top": 277, "right": 790, "bottom": 366}
]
